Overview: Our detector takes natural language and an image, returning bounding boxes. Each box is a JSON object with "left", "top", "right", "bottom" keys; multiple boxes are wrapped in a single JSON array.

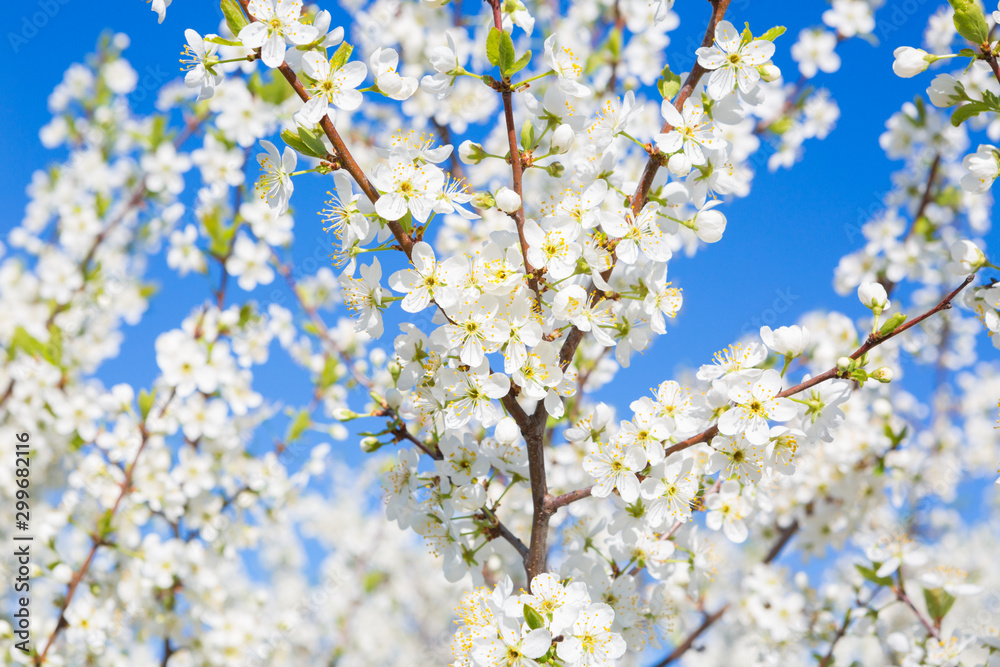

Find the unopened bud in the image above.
[
  {"left": 550, "top": 123, "right": 574, "bottom": 154},
  {"left": 385, "top": 387, "right": 402, "bottom": 409},
  {"left": 459, "top": 140, "right": 486, "bottom": 164},
  {"left": 360, "top": 437, "right": 382, "bottom": 453},
  {"left": 667, "top": 152, "right": 692, "bottom": 176},
  {"left": 495, "top": 187, "right": 522, "bottom": 214},
  {"left": 870, "top": 367, "right": 894, "bottom": 383},
  {"left": 332, "top": 407, "right": 359, "bottom": 421},
  {"left": 544, "top": 161, "right": 565, "bottom": 178},
  {"left": 836, "top": 357, "right": 853, "bottom": 372},
  {"left": 759, "top": 63, "right": 781, "bottom": 82}
]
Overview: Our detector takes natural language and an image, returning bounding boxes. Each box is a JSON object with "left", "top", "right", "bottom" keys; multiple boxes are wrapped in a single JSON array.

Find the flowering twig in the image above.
[
  {"left": 630, "top": 0, "right": 732, "bottom": 217},
  {"left": 546, "top": 274, "right": 975, "bottom": 511},
  {"left": 36, "top": 389, "right": 178, "bottom": 664},
  {"left": 486, "top": 0, "right": 539, "bottom": 296}
]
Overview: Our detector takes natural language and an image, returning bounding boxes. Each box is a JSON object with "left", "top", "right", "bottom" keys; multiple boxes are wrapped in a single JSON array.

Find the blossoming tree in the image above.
[{"left": 2, "top": 0, "right": 1000, "bottom": 665}]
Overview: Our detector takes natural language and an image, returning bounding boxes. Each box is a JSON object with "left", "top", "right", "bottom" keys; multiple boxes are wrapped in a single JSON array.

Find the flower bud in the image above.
[
  {"left": 549, "top": 123, "right": 574, "bottom": 154},
  {"left": 360, "top": 437, "right": 382, "bottom": 453},
  {"left": 892, "top": 47, "right": 931, "bottom": 78},
  {"left": 459, "top": 139, "right": 486, "bottom": 164},
  {"left": 836, "top": 357, "right": 853, "bottom": 372},
  {"left": 759, "top": 63, "right": 781, "bottom": 82},
  {"left": 858, "top": 281, "right": 890, "bottom": 314},
  {"left": 870, "top": 367, "right": 894, "bottom": 383},
  {"left": 385, "top": 387, "right": 402, "bottom": 409},
  {"left": 332, "top": 407, "right": 359, "bottom": 421},
  {"left": 544, "top": 161, "right": 565, "bottom": 178},
  {"left": 927, "top": 73, "right": 964, "bottom": 108},
  {"left": 495, "top": 186, "right": 522, "bottom": 214},
  {"left": 667, "top": 152, "right": 692, "bottom": 176}
]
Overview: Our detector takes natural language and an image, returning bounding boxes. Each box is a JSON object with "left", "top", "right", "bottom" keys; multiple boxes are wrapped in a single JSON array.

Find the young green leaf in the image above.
[
  {"left": 487, "top": 27, "right": 503, "bottom": 68},
  {"left": 923, "top": 587, "right": 956, "bottom": 623},
  {"left": 498, "top": 30, "right": 517, "bottom": 77},
  {"left": 297, "top": 127, "right": 328, "bottom": 157},
  {"left": 220, "top": 0, "right": 249, "bottom": 36},
  {"left": 508, "top": 50, "right": 532, "bottom": 76},
  {"left": 281, "top": 129, "right": 325, "bottom": 159},
  {"left": 951, "top": 100, "right": 989, "bottom": 126},
  {"left": 948, "top": 0, "right": 989, "bottom": 44},
  {"left": 286, "top": 409, "right": 313, "bottom": 444},
  {"left": 523, "top": 604, "right": 546, "bottom": 630},
  {"left": 855, "top": 564, "right": 893, "bottom": 587},
  {"left": 878, "top": 313, "right": 907, "bottom": 336},
  {"left": 521, "top": 120, "right": 536, "bottom": 151},
  {"left": 657, "top": 63, "right": 682, "bottom": 101},
  {"left": 758, "top": 26, "right": 787, "bottom": 42},
  {"left": 138, "top": 388, "right": 156, "bottom": 421},
  {"left": 330, "top": 42, "right": 354, "bottom": 71}
]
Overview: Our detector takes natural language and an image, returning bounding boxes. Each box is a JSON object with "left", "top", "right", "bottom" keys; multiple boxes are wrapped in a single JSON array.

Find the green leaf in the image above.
[
  {"left": 951, "top": 100, "right": 990, "bottom": 126},
  {"left": 521, "top": 120, "right": 536, "bottom": 151},
  {"left": 948, "top": 0, "right": 989, "bottom": 44},
  {"left": 983, "top": 89, "right": 1000, "bottom": 110},
  {"left": 149, "top": 115, "right": 167, "bottom": 149},
  {"left": 330, "top": 42, "right": 354, "bottom": 72},
  {"left": 605, "top": 27, "right": 623, "bottom": 58},
  {"left": 758, "top": 25, "right": 786, "bottom": 42},
  {"left": 657, "top": 63, "right": 682, "bottom": 101},
  {"left": 297, "top": 127, "right": 328, "bottom": 157},
  {"left": 878, "top": 313, "right": 907, "bottom": 336},
  {"left": 320, "top": 356, "right": 340, "bottom": 390},
  {"left": 923, "top": 587, "right": 956, "bottom": 622},
  {"left": 523, "top": 604, "right": 546, "bottom": 630},
  {"left": 220, "top": 0, "right": 249, "bottom": 37},
  {"left": 9, "top": 327, "right": 46, "bottom": 361},
  {"left": 740, "top": 22, "right": 753, "bottom": 47},
  {"left": 498, "top": 30, "right": 516, "bottom": 77},
  {"left": 205, "top": 35, "right": 243, "bottom": 47},
  {"left": 138, "top": 388, "right": 156, "bottom": 421},
  {"left": 280, "top": 129, "right": 315, "bottom": 157},
  {"left": 487, "top": 27, "right": 503, "bottom": 68},
  {"left": 856, "top": 564, "right": 893, "bottom": 587},
  {"left": 508, "top": 49, "right": 532, "bottom": 76},
  {"left": 285, "top": 409, "right": 312, "bottom": 444}
]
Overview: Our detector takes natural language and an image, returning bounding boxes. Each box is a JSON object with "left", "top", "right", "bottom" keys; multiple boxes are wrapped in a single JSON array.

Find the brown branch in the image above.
[
  {"left": 652, "top": 605, "right": 729, "bottom": 667},
  {"left": 36, "top": 390, "right": 177, "bottom": 664},
  {"left": 652, "top": 520, "right": 801, "bottom": 666},
  {"left": 881, "top": 153, "right": 941, "bottom": 294},
  {"left": 546, "top": 274, "right": 975, "bottom": 512},
  {"left": 482, "top": 507, "right": 530, "bottom": 559},
  {"left": 818, "top": 607, "right": 853, "bottom": 667},
  {"left": 894, "top": 581, "right": 941, "bottom": 640},
  {"left": 763, "top": 520, "right": 799, "bottom": 564},
  {"left": 234, "top": 1, "right": 417, "bottom": 260},
  {"left": 486, "top": 0, "right": 539, "bottom": 295},
  {"left": 555, "top": 0, "right": 732, "bottom": 375},
  {"left": 630, "top": 0, "right": 731, "bottom": 217}
]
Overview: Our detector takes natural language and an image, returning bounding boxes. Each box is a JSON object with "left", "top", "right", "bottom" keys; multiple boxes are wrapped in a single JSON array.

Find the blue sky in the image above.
[{"left": 1, "top": 2, "right": 995, "bottom": 507}]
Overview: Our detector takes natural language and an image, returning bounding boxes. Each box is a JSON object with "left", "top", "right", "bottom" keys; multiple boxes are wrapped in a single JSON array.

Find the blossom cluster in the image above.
[{"left": 1, "top": 0, "right": 999, "bottom": 665}]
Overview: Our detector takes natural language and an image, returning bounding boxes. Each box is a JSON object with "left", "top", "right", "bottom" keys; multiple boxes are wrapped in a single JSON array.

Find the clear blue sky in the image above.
[{"left": 1, "top": 3, "right": 995, "bottom": 467}]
